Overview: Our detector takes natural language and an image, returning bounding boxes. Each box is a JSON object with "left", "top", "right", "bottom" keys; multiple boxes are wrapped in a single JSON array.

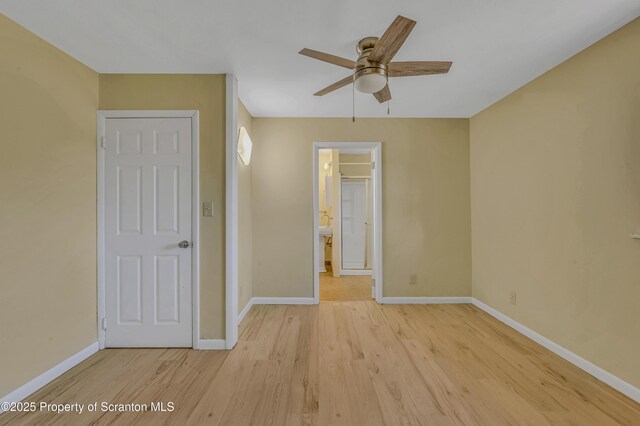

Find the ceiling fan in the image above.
[{"left": 299, "top": 15, "right": 452, "bottom": 103}]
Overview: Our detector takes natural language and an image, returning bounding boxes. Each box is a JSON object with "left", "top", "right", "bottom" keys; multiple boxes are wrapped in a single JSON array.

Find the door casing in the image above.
[
  {"left": 97, "top": 110, "right": 200, "bottom": 349},
  {"left": 312, "top": 142, "right": 383, "bottom": 304}
]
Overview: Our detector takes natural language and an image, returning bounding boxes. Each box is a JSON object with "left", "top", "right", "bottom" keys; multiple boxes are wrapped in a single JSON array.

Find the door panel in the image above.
[
  {"left": 117, "top": 255, "right": 142, "bottom": 323},
  {"left": 155, "top": 255, "right": 180, "bottom": 323},
  {"left": 154, "top": 166, "right": 179, "bottom": 234},
  {"left": 341, "top": 180, "right": 366, "bottom": 269},
  {"left": 105, "top": 117, "right": 192, "bottom": 347},
  {"left": 117, "top": 166, "right": 142, "bottom": 234}
]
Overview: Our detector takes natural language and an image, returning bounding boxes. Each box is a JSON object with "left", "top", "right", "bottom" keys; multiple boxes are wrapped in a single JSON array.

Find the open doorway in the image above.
[{"left": 313, "top": 142, "right": 382, "bottom": 303}]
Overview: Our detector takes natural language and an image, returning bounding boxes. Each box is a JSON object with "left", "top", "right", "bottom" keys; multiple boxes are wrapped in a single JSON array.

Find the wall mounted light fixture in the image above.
[{"left": 237, "top": 127, "right": 252, "bottom": 165}]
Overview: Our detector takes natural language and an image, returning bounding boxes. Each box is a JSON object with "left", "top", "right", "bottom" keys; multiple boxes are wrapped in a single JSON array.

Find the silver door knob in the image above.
[{"left": 178, "top": 240, "right": 191, "bottom": 249}]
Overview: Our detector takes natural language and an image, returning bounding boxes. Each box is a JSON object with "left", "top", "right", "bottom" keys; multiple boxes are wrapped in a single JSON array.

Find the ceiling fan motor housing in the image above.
[{"left": 354, "top": 37, "right": 388, "bottom": 93}]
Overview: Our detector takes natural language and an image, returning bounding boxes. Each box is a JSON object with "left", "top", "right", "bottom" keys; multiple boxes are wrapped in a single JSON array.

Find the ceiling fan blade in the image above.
[
  {"left": 314, "top": 75, "right": 354, "bottom": 96},
  {"left": 367, "top": 16, "right": 416, "bottom": 64},
  {"left": 299, "top": 48, "right": 357, "bottom": 69},
  {"left": 389, "top": 61, "right": 452, "bottom": 77},
  {"left": 373, "top": 84, "right": 391, "bottom": 103}
]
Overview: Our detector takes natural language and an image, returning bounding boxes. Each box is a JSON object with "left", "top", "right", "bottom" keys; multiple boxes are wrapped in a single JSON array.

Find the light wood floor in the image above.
[
  {"left": 1, "top": 302, "right": 639, "bottom": 425},
  {"left": 319, "top": 268, "right": 372, "bottom": 301}
]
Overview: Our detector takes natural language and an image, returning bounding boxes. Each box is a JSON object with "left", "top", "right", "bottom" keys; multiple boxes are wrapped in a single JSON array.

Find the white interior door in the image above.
[
  {"left": 105, "top": 117, "right": 192, "bottom": 347},
  {"left": 341, "top": 180, "right": 366, "bottom": 270}
]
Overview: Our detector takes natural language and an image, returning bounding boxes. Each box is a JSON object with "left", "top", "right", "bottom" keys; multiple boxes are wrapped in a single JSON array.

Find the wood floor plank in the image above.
[
  {"left": 285, "top": 306, "right": 319, "bottom": 425},
  {"left": 1, "top": 301, "right": 638, "bottom": 426}
]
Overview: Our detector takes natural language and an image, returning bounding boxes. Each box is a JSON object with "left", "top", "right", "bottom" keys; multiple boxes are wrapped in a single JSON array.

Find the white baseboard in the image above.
[
  {"left": 0, "top": 342, "right": 99, "bottom": 411},
  {"left": 471, "top": 298, "right": 640, "bottom": 403},
  {"left": 197, "top": 339, "right": 227, "bottom": 350},
  {"left": 252, "top": 297, "right": 315, "bottom": 305},
  {"left": 380, "top": 297, "right": 472, "bottom": 304},
  {"left": 237, "top": 298, "right": 254, "bottom": 325}
]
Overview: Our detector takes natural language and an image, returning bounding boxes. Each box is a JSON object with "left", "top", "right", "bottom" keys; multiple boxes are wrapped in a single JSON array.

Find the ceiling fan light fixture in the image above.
[
  {"left": 354, "top": 67, "right": 387, "bottom": 94},
  {"left": 354, "top": 73, "right": 387, "bottom": 94}
]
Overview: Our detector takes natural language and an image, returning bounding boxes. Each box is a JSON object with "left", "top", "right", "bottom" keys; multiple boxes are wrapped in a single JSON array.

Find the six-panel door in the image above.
[
  {"left": 105, "top": 117, "right": 192, "bottom": 347},
  {"left": 341, "top": 179, "right": 367, "bottom": 270}
]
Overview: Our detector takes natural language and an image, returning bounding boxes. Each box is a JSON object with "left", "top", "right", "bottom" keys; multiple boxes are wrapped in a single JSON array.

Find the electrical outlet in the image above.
[
  {"left": 409, "top": 274, "right": 418, "bottom": 286},
  {"left": 509, "top": 291, "right": 517, "bottom": 305}
]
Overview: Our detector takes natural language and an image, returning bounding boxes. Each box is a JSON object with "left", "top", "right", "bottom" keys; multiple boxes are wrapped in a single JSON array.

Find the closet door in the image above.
[
  {"left": 105, "top": 117, "right": 193, "bottom": 347},
  {"left": 341, "top": 180, "right": 366, "bottom": 269}
]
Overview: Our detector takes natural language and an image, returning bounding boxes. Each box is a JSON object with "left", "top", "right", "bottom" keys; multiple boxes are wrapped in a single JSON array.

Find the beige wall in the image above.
[
  {"left": 99, "top": 74, "right": 226, "bottom": 339},
  {"left": 251, "top": 118, "right": 471, "bottom": 298},
  {"left": 470, "top": 18, "right": 640, "bottom": 388},
  {"left": 0, "top": 15, "right": 99, "bottom": 396},
  {"left": 238, "top": 101, "right": 253, "bottom": 313}
]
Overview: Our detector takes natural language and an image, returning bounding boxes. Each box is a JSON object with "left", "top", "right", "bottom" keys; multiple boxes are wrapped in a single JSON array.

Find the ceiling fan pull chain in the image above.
[{"left": 387, "top": 100, "right": 390, "bottom": 115}]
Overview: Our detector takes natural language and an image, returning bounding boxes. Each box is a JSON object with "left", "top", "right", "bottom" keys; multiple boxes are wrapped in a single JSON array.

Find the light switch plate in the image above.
[{"left": 203, "top": 201, "right": 214, "bottom": 217}]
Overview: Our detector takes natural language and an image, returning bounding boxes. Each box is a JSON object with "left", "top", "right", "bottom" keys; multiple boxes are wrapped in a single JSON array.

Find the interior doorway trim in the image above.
[
  {"left": 97, "top": 110, "right": 200, "bottom": 349},
  {"left": 312, "top": 142, "right": 383, "bottom": 304},
  {"left": 225, "top": 74, "right": 239, "bottom": 349}
]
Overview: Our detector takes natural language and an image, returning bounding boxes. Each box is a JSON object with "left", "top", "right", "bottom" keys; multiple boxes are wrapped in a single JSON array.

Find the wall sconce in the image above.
[
  {"left": 323, "top": 161, "right": 332, "bottom": 170},
  {"left": 237, "top": 127, "right": 252, "bottom": 165}
]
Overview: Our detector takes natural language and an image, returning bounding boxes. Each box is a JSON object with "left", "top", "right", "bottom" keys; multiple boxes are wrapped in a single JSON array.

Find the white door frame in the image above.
[
  {"left": 312, "top": 142, "right": 383, "bottom": 303},
  {"left": 225, "top": 74, "right": 239, "bottom": 349},
  {"left": 97, "top": 110, "right": 200, "bottom": 349}
]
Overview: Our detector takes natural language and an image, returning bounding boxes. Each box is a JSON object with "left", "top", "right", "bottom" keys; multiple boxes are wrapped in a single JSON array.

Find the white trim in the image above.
[
  {"left": 197, "top": 339, "right": 227, "bottom": 350},
  {"left": 191, "top": 112, "right": 201, "bottom": 350},
  {"left": 372, "top": 145, "right": 383, "bottom": 302},
  {"left": 313, "top": 142, "right": 383, "bottom": 304},
  {"left": 0, "top": 342, "right": 98, "bottom": 409},
  {"left": 97, "top": 114, "right": 106, "bottom": 349},
  {"left": 472, "top": 298, "right": 640, "bottom": 403},
  {"left": 341, "top": 269, "right": 372, "bottom": 276},
  {"left": 225, "top": 74, "right": 239, "bottom": 350},
  {"left": 238, "top": 298, "right": 254, "bottom": 325},
  {"left": 313, "top": 148, "right": 320, "bottom": 303},
  {"left": 96, "top": 110, "right": 200, "bottom": 350},
  {"left": 252, "top": 297, "right": 315, "bottom": 305},
  {"left": 380, "top": 297, "right": 473, "bottom": 304}
]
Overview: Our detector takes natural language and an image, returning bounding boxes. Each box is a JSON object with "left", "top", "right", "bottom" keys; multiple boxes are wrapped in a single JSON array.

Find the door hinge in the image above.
[
  {"left": 371, "top": 161, "right": 375, "bottom": 170},
  {"left": 100, "top": 136, "right": 106, "bottom": 149},
  {"left": 372, "top": 279, "right": 375, "bottom": 287},
  {"left": 102, "top": 318, "right": 107, "bottom": 331}
]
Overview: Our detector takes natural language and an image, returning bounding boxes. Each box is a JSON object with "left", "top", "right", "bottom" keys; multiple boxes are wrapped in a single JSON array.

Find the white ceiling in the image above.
[{"left": 1, "top": 0, "right": 638, "bottom": 117}]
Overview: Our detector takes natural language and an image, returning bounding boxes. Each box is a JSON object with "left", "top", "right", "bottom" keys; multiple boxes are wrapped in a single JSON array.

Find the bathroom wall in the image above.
[
  {"left": 339, "top": 153, "right": 371, "bottom": 177},
  {"left": 318, "top": 149, "right": 332, "bottom": 224}
]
